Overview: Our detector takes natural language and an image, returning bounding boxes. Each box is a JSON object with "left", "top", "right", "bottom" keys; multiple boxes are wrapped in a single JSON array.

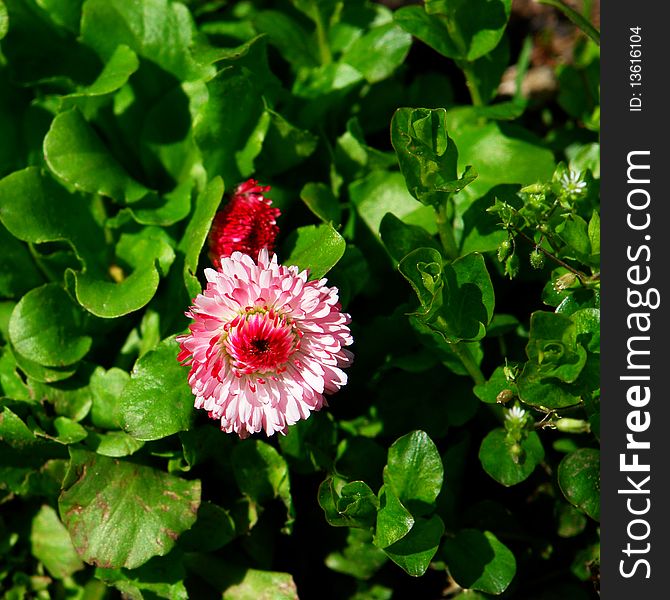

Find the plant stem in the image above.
[
  {"left": 512, "top": 226, "right": 590, "bottom": 282},
  {"left": 460, "top": 61, "right": 484, "bottom": 107},
  {"left": 449, "top": 341, "right": 486, "bottom": 386},
  {"left": 436, "top": 203, "right": 458, "bottom": 260},
  {"left": 535, "top": 0, "right": 600, "bottom": 46},
  {"left": 313, "top": 10, "right": 332, "bottom": 65}
]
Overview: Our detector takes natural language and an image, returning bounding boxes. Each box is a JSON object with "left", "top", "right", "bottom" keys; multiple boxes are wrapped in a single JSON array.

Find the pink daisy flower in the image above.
[
  {"left": 207, "top": 179, "right": 280, "bottom": 268},
  {"left": 177, "top": 249, "right": 353, "bottom": 438}
]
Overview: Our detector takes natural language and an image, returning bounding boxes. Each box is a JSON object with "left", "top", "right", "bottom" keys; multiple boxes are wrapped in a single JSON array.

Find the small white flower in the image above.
[
  {"left": 560, "top": 169, "right": 587, "bottom": 196},
  {"left": 505, "top": 405, "right": 526, "bottom": 422}
]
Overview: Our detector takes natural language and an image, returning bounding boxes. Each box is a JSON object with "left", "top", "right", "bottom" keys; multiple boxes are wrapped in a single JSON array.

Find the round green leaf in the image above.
[
  {"left": 9, "top": 284, "right": 91, "bottom": 367},
  {"left": 341, "top": 19, "right": 411, "bottom": 84},
  {"left": 382, "top": 514, "right": 444, "bottom": 577},
  {"left": 71, "top": 266, "right": 160, "bottom": 319},
  {"left": 300, "top": 182, "right": 342, "bottom": 226},
  {"left": 80, "top": 0, "right": 205, "bottom": 81},
  {"left": 558, "top": 448, "right": 600, "bottom": 521},
  {"left": 44, "top": 110, "right": 149, "bottom": 204},
  {"left": 85, "top": 431, "right": 144, "bottom": 458},
  {"left": 447, "top": 118, "right": 555, "bottom": 203},
  {"left": 384, "top": 430, "right": 443, "bottom": 513},
  {"left": 442, "top": 529, "right": 516, "bottom": 594},
  {"left": 119, "top": 336, "right": 194, "bottom": 441},
  {"left": 380, "top": 212, "right": 442, "bottom": 263},
  {"left": 479, "top": 428, "right": 544, "bottom": 487},
  {"left": 374, "top": 487, "right": 414, "bottom": 549},
  {"left": 179, "top": 501, "right": 235, "bottom": 553},
  {"left": 61, "top": 44, "right": 140, "bottom": 110},
  {"left": 0, "top": 167, "right": 102, "bottom": 266},
  {"left": 221, "top": 568, "right": 298, "bottom": 600},
  {"left": 30, "top": 505, "right": 84, "bottom": 579},
  {"left": 59, "top": 449, "right": 201, "bottom": 569},
  {"left": 283, "top": 224, "right": 346, "bottom": 280}
]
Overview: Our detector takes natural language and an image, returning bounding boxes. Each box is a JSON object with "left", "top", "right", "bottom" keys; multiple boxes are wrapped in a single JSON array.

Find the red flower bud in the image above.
[{"left": 207, "top": 179, "right": 281, "bottom": 268}]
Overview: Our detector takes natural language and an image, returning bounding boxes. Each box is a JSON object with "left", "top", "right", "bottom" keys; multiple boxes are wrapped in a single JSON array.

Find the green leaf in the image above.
[
  {"left": 0, "top": 407, "right": 37, "bottom": 448},
  {"left": 325, "top": 528, "right": 388, "bottom": 580},
  {"left": 35, "top": 0, "right": 83, "bottom": 34},
  {"left": 479, "top": 428, "right": 544, "bottom": 486},
  {"left": 179, "top": 501, "right": 236, "bottom": 553},
  {"left": 194, "top": 64, "right": 264, "bottom": 185},
  {"left": 396, "top": 0, "right": 511, "bottom": 61},
  {"left": 0, "top": 167, "right": 102, "bottom": 266},
  {"left": 179, "top": 177, "right": 224, "bottom": 299},
  {"left": 394, "top": 7, "right": 460, "bottom": 59},
  {"left": 51, "top": 416, "right": 88, "bottom": 444},
  {"left": 253, "top": 10, "right": 318, "bottom": 69},
  {"left": 69, "top": 225, "right": 175, "bottom": 318},
  {"left": 557, "top": 448, "right": 600, "bottom": 521},
  {"left": 124, "top": 181, "right": 193, "bottom": 227},
  {"left": 28, "top": 372, "right": 93, "bottom": 421},
  {"left": 446, "top": 117, "right": 555, "bottom": 203},
  {"left": 556, "top": 501, "right": 588, "bottom": 538},
  {"left": 374, "top": 487, "right": 414, "bottom": 549},
  {"left": 318, "top": 477, "right": 379, "bottom": 528},
  {"left": 9, "top": 284, "right": 91, "bottom": 367},
  {"left": 442, "top": 529, "right": 516, "bottom": 594},
  {"left": 0, "top": 347, "right": 31, "bottom": 400},
  {"left": 255, "top": 108, "right": 318, "bottom": 176},
  {"left": 391, "top": 107, "right": 476, "bottom": 208},
  {"left": 384, "top": 430, "right": 443, "bottom": 515},
  {"left": 350, "top": 171, "right": 437, "bottom": 238},
  {"left": 588, "top": 211, "right": 600, "bottom": 254},
  {"left": 0, "top": 1, "right": 7, "bottom": 41},
  {"left": 12, "top": 349, "right": 79, "bottom": 384},
  {"left": 572, "top": 308, "right": 600, "bottom": 355},
  {"left": 380, "top": 212, "right": 442, "bottom": 263},
  {"left": 119, "top": 336, "right": 194, "bottom": 441},
  {"left": 60, "top": 44, "right": 140, "bottom": 114},
  {"left": 232, "top": 440, "right": 294, "bottom": 532},
  {"left": 341, "top": 18, "right": 411, "bottom": 84},
  {"left": 300, "top": 183, "right": 342, "bottom": 226},
  {"left": 383, "top": 514, "right": 444, "bottom": 577},
  {"left": 95, "top": 551, "right": 188, "bottom": 600},
  {"left": 85, "top": 430, "right": 144, "bottom": 458},
  {"left": 474, "top": 365, "right": 517, "bottom": 405},
  {"left": 467, "top": 36, "right": 512, "bottom": 106},
  {"left": 399, "top": 250, "right": 494, "bottom": 342},
  {"left": 283, "top": 224, "right": 346, "bottom": 280},
  {"left": 221, "top": 568, "right": 298, "bottom": 600},
  {"left": 70, "top": 266, "right": 160, "bottom": 319},
  {"left": 59, "top": 448, "right": 200, "bottom": 569},
  {"left": 90, "top": 367, "right": 128, "bottom": 430},
  {"left": 517, "top": 374, "right": 583, "bottom": 411},
  {"left": 80, "top": 0, "right": 204, "bottom": 81},
  {"left": 44, "top": 110, "right": 150, "bottom": 204},
  {"left": 30, "top": 505, "right": 84, "bottom": 579}
]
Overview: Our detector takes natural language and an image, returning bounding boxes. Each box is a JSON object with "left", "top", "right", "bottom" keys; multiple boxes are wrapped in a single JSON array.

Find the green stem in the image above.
[
  {"left": 459, "top": 61, "right": 484, "bottom": 107},
  {"left": 436, "top": 203, "right": 458, "bottom": 260},
  {"left": 313, "top": 9, "right": 332, "bottom": 65},
  {"left": 449, "top": 341, "right": 486, "bottom": 386},
  {"left": 535, "top": 0, "right": 600, "bottom": 46}
]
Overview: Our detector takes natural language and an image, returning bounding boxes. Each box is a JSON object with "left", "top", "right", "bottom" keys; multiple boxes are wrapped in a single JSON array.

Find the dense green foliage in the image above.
[{"left": 0, "top": 0, "right": 600, "bottom": 598}]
